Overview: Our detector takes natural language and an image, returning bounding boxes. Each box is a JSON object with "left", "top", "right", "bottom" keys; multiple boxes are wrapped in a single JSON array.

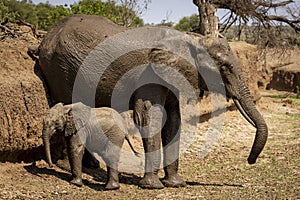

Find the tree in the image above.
[
  {"left": 0, "top": 0, "right": 149, "bottom": 32},
  {"left": 70, "top": 0, "right": 119, "bottom": 22},
  {"left": 0, "top": 1, "right": 10, "bottom": 22},
  {"left": 71, "top": 0, "right": 149, "bottom": 27},
  {"left": 110, "top": 0, "right": 151, "bottom": 27},
  {"left": 193, "top": 0, "right": 300, "bottom": 44},
  {"left": 1, "top": 0, "right": 36, "bottom": 23},
  {"left": 174, "top": 14, "right": 199, "bottom": 32}
]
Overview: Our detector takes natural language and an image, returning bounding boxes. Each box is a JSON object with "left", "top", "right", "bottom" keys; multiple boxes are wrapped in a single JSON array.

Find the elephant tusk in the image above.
[{"left": 233, "top": 98, "right": 256, "bottom": 128}]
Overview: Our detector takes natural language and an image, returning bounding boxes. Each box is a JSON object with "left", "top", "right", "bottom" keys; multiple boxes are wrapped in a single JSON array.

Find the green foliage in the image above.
[
  {"left": 0, "top": 0, "right": 68, "bottom": 30},
  {"left": 174, "top": 14, "right": 199, "bottom": 32},
  {"left": 1, "top": 0, "right": 35, "bottom": 22},
  {"left": 0, "top": 1, "right": 9, "bottom": 21},
  {"left": 70, "top": 0, "right": 143, "bottom": 27},
  {"left": 0, "top": 0, "right": 144, "bottom": 31},
  {"left": 71, "top": 0, "right": 116, "bottom": 17},
  {"left": 155, "top": 20, "right": 174, "bottom": 27},
  {"left": 33, "top": 3, "right": 70, "bottom": 31}
]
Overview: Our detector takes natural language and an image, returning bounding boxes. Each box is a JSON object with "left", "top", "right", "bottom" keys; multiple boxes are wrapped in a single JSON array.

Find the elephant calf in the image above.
[{"left": 42, "top": 102, "right": 138, "bottom": 190}]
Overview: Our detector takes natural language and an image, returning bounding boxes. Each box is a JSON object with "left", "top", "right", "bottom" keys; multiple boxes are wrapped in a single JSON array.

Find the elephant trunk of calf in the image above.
[
  {"left": 234, "top": 83, "right": 268, "bottom": 164},
  {"left": 42, "top": 130, "right": 54, "bottom": 167}
]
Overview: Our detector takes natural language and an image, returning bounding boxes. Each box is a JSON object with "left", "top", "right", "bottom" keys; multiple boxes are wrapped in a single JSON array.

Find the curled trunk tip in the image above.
[
  {"left": 247, "top": 126, "right": 268, "bottom": 164},
  {"left": 234, "top": 90, "right": 268, "bottom": 164}
]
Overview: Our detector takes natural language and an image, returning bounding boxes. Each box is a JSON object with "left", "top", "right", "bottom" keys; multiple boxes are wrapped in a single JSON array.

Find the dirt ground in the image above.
[{"left": 0, "top": 89, "right": 299, "bottom": 200}]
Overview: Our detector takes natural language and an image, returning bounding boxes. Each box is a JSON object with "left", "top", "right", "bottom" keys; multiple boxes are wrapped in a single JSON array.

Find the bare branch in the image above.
[
  {"left": 220, "top": 12, "right": 238, "bottom": 32},
  {"left": 0, "top": 24, "right": 16, "bottom": 37},
  {"left": 254, "top": 0, "right": 294, "bottom": 8},
  {"left": 193, "top": 0, "right": 300, "bottom": 50},
  {"left": 267, "top": 15, "right": 300, "bottom": 31},
  {"left": 210, "top": 0, "right": 300, "bottom": 32}
]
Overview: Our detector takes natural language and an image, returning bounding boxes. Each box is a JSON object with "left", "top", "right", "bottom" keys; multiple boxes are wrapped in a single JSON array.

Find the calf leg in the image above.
[
  {"left": 101, "top": 128, "right": 125, "bottom": 190},
  {"left": 102, "top": 150, "right": 121, "bottom": 190},
  {"left": 105, "top": 167, "right": 120, "bottom": 190},
  {"left": 66, "top": 134, "right": 84, "bottom": 187}
]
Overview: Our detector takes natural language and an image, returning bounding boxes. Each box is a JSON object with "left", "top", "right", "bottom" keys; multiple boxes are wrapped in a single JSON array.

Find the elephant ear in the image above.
[
  {"left": 64, "top": 103, "right": 89, "bottom": 137},
  {"left": 64, "top": 111, "right": 76, "bottom": 137}
]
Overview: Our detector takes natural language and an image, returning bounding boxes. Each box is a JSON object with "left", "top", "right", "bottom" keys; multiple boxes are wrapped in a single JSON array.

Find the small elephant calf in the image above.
[{"left": 42, "top": 102, "right": 138, "bottom": 190}]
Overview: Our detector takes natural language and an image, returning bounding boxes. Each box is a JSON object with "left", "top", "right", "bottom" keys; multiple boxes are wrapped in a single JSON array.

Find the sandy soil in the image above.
[{"left": 0, "top": 90, "right": 299, "bottom": 200}]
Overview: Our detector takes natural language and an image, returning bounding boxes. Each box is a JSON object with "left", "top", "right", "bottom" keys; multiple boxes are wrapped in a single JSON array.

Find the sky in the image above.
[{"left": 31, "top": 0, "right": 199, "bottom": 24}]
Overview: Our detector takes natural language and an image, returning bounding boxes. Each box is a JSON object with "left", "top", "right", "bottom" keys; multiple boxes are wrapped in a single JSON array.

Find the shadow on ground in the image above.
[{"left": 24, "top": 162, "right": 141, "bottom": 191}]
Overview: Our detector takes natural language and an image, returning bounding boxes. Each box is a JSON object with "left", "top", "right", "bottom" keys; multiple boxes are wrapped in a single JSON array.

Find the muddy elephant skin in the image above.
[
  {"left": 35, "top": 14, "right": 268, "bottom": 189},
  {"left": 42, "top": 102, "right": 136, "bottom": 190}
]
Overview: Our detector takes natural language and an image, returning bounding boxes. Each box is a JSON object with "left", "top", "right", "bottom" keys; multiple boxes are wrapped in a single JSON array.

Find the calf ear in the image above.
[
  {"left": 64, "top": 112, "right": 76, "bottom": 137},
  {"left": 64, "top": 111, "right": 86, "bottom": 137},
  {"left": 64, "top": 105, "right": 72, "bottom": 115}
]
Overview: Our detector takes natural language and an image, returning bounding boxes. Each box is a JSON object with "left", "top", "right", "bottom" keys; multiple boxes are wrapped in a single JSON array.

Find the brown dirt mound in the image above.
[
  {"left": 229, "top": 41, "right": 263, "bottom": 102},
  {"left": 267, "top": 50, "right": 300, "bottom": 92},
  {"left": 0, "top": 23, "right": 49, "bottom": 162}
]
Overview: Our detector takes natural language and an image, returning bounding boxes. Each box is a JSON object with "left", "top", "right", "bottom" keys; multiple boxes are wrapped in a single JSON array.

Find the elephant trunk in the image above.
[
  {"left": 234, "top": 83, "right": 268, "bottom": 164},
  {"left": 42, "top": 129, "right": 54, "bottom": 167}
]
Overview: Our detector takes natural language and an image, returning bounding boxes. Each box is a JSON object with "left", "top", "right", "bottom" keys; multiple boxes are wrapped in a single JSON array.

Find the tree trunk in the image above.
[{"left": 193, "top": 0, "right": 219, "bottom": 38}]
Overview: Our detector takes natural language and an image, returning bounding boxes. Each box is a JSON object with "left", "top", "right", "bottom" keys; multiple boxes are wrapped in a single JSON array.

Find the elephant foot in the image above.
[
  {"left": 70, "top": 177, "right": 83, "bottom": 187},
  {"left": 105, "top": 181, "right": 120, "bottom": 190},
  {"left": 162, "top": 174, "right": 186, "bottom": 188},
  {"left": 56, "top": 159, "right": 71, "bottom": 171},
  {"left": 138, "top": 173, "right": 164, "bottom": 189}
]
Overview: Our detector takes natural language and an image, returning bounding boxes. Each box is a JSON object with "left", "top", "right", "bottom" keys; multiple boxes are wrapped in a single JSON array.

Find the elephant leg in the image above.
[
  {"left": 134, "top": 85, "right": 168, "bottom": 189},
  {"left": 98, "top": 129, "right": 125, "bottom": 190},
  {"left": 105, "top": 167, "right": 120, "bottom": 190},
  {"left": 161, "top": 92, "right": 186, "bottom": 187},
  {"left": 66, "top": 134, "right": 84, "bottom": 187},
  {"left": 101, "top": 151, "right": 121, "bottom": 190}
]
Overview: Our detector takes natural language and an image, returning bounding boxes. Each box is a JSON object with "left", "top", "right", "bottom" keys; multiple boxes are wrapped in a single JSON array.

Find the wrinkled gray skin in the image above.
[
  {"left": 42, "top": 102, "right": 137, "bottom": 190},
  {"left": 34, "top": 14, "right": 268, "bottom": 189}
]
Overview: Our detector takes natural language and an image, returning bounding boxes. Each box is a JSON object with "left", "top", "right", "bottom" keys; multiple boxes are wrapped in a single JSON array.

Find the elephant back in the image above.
[
  {"left": 38, "top": 14, "right": 208, "bottom": 109},
  {"left": 93, "top": 107, "right": 127, "bottom": 136},
  {"left": 38, "top": 14, "right": 126, "bottom": 104}
]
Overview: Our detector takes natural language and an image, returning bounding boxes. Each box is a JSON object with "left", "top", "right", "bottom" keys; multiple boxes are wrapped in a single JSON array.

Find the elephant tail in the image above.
[{"left": 125, "top": 135, "right": 141, "bottom": 157}]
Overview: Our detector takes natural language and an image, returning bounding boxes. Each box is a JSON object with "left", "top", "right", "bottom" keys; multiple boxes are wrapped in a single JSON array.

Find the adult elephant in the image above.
[{"left": 33, "top": 14, "right": 268, "bottom": 189}]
